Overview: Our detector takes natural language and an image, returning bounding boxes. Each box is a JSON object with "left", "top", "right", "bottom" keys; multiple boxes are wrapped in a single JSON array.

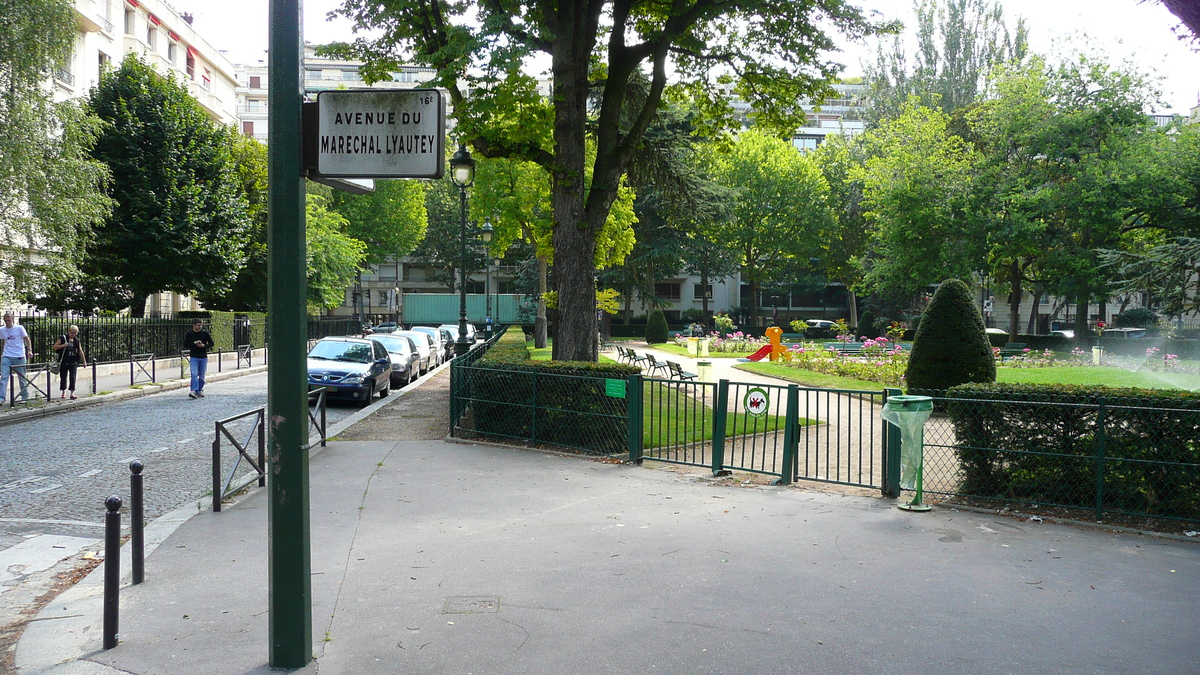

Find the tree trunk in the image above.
[
  {"left": 846, "top": 292, "right": 859, "bottom": 333},
  {"left": 700, "top": 268, "right": 710, "bottom": 332},
  {"left": 534, "top": 255, "right": 548, "bottom": 348},
  {"left": 1027, "top": 288, "right": 1042, "bottom": 334},
  {"left": 1009, "top": 261, "right": 1021, "bottom": 342},
  {"left": 130, "top": 295, "right": 148, "bottom": 318},
  {"left": 1074, "top": 287, "right": 1090, "bottom": 337}
]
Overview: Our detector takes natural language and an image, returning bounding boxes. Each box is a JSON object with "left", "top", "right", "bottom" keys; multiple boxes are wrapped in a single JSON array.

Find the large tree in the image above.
[
  {"left": 330, "top": 179, "right": 428, "bottom": 267},
  {"left": 81, "top": 55, "right": 249, "bottom": 316},
  {"left": 864, "top": 0, "right": 1027, "bottom": 126},
  {"left": 326, "top": 0, "right": 889, "bottom": 360},
  {"left": 1, "top": 0, "right": 111, "bottom": 304},
  {"left": 703, "top": 129, "right": 832, "bottom": 326}
]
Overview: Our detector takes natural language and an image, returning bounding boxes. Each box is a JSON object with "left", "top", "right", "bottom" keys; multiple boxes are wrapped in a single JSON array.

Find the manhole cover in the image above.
[{"left": 443, "top": 596, "right": 500, "bottom": 614}]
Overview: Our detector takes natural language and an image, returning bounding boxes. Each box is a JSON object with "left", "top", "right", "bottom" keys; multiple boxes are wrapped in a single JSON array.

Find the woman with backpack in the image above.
[{"left": 53, "top": 325, "right": 87, "bottom": 400}]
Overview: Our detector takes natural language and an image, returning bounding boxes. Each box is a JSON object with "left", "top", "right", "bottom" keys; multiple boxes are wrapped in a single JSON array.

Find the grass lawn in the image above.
[
  {"left": 738, "top": 361, "right": 1200, "bottom": 391},
  {"left": 735, "top": 362, "right": 887, "bottom": 391},
  {"left": 998, "top": 366, "right": 1200, "bottom": 390},
  {"left": 643, "top": 380, "right": 801, "bottom": 449},
  {"left": 648, "top": 342, "right": 760, "bottom": 359}
]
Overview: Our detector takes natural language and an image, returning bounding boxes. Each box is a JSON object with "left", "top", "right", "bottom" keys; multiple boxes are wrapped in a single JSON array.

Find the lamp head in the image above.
[
  {"left": 480, "top": 219, "right": 494, "bottom": 243},
  {"left": 449, "top": 144, "right": 475, "bottom": 187}
]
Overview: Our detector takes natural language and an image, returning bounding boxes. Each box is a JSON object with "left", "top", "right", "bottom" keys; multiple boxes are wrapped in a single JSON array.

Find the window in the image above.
[
  {"left": 655, "top": 282, "right": 681, "bottom": 301},
  {"left": 242, "top": 121, "right": 254, "bottom": 137},
  {"left": 146, "top": 25, "right": 156, "bottom": 50},
  {"left": 124, "top": 9, "right": 135, "bottom": 35},
  {"left": 465, "top": 281, "right": 485, "bottom": 294},
  {"left": 167, "top": 42, "right": 176, "bottom": 64},
  {"left": 202, "top": 68, "right": 211, "bottom": 91},
  {"left": 498, "top": 280, "right": 516, "bottom": 294},
  {"left": 249, "top": 76, "right": 261, "bottom": 89},
  {"left": 377, "top": 264, "right": 397, "bottom": 281},
  {"left": 186, "top": 52, "right": 195, "bottom": 79},
  {"left": 98, "top": 52, "right": 111, "bottom": 73},
  {"left": 693, "top": 283, "right": 713, "bottom": 300}
]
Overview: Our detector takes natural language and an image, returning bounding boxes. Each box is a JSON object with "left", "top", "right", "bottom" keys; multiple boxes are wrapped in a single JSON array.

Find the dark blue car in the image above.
[{"left": 307, "top": 337, "right": 392, "bottom": 407}]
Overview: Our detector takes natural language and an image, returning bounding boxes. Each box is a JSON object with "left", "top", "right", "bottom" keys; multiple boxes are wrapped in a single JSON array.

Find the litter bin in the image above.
[
  {"left": 699, "top": 338, "right": 710, "bottom": 357},
  {"left": 687, "top": 337, "right": 699, "bottom": 356},
  {"left": 881, "top": 395, "right": 934, "bottom": 511},
  {"left": 696, "top": 361, "right": 713, "bottom": 382}
]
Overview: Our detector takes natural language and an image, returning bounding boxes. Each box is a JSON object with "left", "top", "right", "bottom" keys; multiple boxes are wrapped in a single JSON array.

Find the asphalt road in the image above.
[{"left": 0, "top": 371, "right": 364, "bottom": 548}]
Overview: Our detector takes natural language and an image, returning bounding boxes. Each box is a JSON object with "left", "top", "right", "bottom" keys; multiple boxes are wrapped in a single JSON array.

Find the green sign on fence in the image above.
[{"left": 605, "top": 378, "right": 627, "bottom": 399}]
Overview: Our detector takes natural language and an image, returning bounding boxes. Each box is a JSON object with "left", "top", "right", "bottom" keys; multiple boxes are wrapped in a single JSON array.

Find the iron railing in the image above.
[{"left": 912, "top": 390, "right": 1200, "bottom": 523}]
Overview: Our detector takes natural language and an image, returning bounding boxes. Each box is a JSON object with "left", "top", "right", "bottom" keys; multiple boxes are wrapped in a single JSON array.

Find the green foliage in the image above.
[
  {"left": 195, "top": 131, "right": 268, "bottom": 311},
  {"left": 306, "top": 195, "right": 367, "bottom": 311},
  {"left": 858, "top": 310, "right": 878, "bottom": 338},
  {"left": 75, "top": 55, "right": 249, "bottom": 314},
  {"left": 943, "top": 382, "right": 1200, "bottom": 520},
  {"left": 1113, "top": 307, "right": 1158, "bottom": 328},
  {"left": 905, "top": 278, "right": 996, "bottom": 390},
  {"left": 646, "top": 310, "right": 669, "bottom": 344},
  {"left": 330, "top": 178, "right": 428, "bottom": 267},
  {"left": 1, "top": 0, "right": 112, "bottom": 304}
]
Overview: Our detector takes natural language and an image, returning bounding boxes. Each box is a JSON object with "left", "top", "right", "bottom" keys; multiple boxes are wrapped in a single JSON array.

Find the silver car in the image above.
[
  {"left": 368, "top": 334, "right": 421, "bottom": 386},
  {"left": 394, "top": 329, "right": 434, "bottom": 374}
]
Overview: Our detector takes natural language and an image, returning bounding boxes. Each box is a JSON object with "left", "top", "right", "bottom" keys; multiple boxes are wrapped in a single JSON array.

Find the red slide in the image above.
[{"left": 745, "top": 344, "right": 773, "bottom": 361}]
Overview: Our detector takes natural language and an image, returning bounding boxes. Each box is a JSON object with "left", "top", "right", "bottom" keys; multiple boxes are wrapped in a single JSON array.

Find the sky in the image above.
[{"left": 173, "top": 0, "right": 1200, "bottom": 114}]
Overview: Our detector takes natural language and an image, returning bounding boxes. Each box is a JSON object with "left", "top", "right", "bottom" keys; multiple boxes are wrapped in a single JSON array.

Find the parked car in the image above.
[
  {"left": 404, "top": 328, "right": 443, "bottom": 368},
  {"left": 394, "top": 329, "right": 434, "bottom": 374},
  {"left": 1049, "top": 329, "right": 1075, "bottom": 339},
  {"left": 411, "top": 325, "right": 454, "bottom": 362},
  {"left": 307, "top": 337, "right": 392, "bottom": 407},
  {"left": 439, "top": 322, "right": 478, "bottom": 344},
  {"left": 1102, "top": 327, "right": 1147, "bottom": 339},
  {"left": 372, "top": 322, "right": 399, "bottom": 334},
  {"left": 985, "top": 327, "right": 1009, "bottom": 335},
  {"left": 368, "top": 334, "right": 421, "bottom": 386}
]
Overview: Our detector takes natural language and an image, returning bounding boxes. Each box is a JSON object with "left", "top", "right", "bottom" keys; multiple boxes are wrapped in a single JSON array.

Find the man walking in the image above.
[
  {"left": 183, "top": 319, "right": 215, "bottom": 399},
  {"left": 1, "top": 311, "right": 34, "bottom": 405}
]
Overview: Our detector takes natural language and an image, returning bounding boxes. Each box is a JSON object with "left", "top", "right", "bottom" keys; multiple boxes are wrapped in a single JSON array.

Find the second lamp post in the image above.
[{"left": 450, "top": 145, "right": 475, "bottom": 357}]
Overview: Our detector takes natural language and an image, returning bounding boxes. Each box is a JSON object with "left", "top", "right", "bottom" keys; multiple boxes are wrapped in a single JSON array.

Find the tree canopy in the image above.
[{"left": 325, "top": 0, "right": 891, "bottom": 360}]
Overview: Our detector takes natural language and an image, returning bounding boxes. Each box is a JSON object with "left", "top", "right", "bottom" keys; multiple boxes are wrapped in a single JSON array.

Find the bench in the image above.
[
  {"left": 599, "top": 335, "right": 616, "bottom": 352},
  {"left": 667, "top": 360, "right": 697, "bottom": 381},
  {"left": 644, "top": 353, "right": 670, "bottom": 377},
  {"left": 822, "top": 342, "right": 912, "bottom": 356},
  {"left": 999, "top": 342, "right": 1028, "bottom": 358}
]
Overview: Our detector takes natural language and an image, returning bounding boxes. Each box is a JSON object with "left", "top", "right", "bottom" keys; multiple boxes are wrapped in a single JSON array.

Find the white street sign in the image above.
[{"left": 316, "top": 89, "right": 445, "bottom": 178}]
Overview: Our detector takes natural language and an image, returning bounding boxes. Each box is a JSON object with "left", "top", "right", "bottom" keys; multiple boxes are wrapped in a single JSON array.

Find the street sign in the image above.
[
  {"left": 605, "top": 378, "right": 627, "bottom": 399},
  {"left": 315, "top": 89, "right": 445, "bottom": 178},
  {"left": 744, "top": 387, "right": 769, "bottom": 417}
]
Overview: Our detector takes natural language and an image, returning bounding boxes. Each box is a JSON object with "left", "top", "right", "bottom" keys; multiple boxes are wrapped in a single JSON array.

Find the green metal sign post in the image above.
[{"left": 267, "top": 0, "right": 312, "bottom": 667}]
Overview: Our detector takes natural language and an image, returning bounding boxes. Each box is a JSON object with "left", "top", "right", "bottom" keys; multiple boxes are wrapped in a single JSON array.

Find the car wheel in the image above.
[{"left": 359, "top": 383, "right": 374, "bottom": 408}]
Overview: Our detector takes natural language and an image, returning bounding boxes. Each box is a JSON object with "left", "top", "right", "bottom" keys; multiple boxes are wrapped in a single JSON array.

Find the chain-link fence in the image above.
[{"left": 912, "top": 389, "right": 1200, "bottom": 523}]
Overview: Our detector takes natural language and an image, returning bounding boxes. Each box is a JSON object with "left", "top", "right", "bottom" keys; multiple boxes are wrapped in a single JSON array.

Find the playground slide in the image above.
[{"left": 745, "top": 344, "right": 773, "bottom": 361}]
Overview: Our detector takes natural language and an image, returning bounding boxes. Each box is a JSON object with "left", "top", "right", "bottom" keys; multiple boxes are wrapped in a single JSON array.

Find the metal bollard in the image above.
[
  {"left": 130, "top": 462, "right": 144, "bottom": 585},
  {"left": 103, "top": 495, "right": 122, "bottom": 649}
]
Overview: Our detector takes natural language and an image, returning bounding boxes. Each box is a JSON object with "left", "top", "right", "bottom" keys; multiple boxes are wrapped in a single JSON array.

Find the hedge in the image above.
[
  {"left": 930, "top": 382, "right": 1200, "bottom": 521},
  {"left": 463, "top": 331, "right": 639, "bottom": 454}
]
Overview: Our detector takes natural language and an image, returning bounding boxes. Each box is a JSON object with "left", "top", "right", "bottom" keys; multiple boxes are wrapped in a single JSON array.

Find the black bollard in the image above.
[
  {"left": 130, "top": 462, "right": 144, "bottom": 585},
  {"left": 103, "top": 495, "right": 122, "bottom": 649}
]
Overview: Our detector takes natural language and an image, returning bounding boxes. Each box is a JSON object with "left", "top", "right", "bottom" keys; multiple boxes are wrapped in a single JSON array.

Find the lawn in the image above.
[
  {"left": 642, "top": 380, "right": 806, "bottom": 449},
  {"left": 739, "top": 361, "right": 1200, "bottom": 391},
  {"left": 646, "top": 342, "right": 760, "bottom": 359}
]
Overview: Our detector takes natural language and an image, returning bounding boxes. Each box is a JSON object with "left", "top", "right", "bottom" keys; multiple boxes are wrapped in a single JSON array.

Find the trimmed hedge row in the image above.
[
  {"left": 464, "top": 332, "right": 639, "bottom": 454},
  {"left": 929, "top": 383, "right": 1200, "bottom": 521}
]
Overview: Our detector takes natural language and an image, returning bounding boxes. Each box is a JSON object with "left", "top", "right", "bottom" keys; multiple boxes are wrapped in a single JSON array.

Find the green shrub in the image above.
[
  {"left": 941, "top": 383, "right": 1200, "bottom": 520},
  {"left": 905, "top": 279, "right": 995, "bottom": 390},
  {"left": 646, "top": 309, "right": 668, "bottom": 344},
  {"left": 857, "top": 310, "right": 877, "bottom": 339},
  {"left": 1113, "top": 307, "right": 1157, "bottom": 328}
]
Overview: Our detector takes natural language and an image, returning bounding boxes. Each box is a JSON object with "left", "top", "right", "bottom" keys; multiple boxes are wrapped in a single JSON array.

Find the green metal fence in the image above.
[{"left": 914, "top": 391, "right": 1200, "bottom": 523}]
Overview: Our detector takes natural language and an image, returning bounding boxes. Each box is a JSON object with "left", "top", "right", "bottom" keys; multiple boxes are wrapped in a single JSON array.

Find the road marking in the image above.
[
  {"left": 29, "top": 484, "right": 63, "bottom": 494},
  {"left": 177, "top": 438, "right": 195, "bottom": 444},
  {"left": 0, "top": 477, "right": 47, "bottom": 493},
  {"left": 78, "top": 469, "right": 102, "bottom": 478},
  {"left": 150, "top": 446, "right": 168, "bottom": 453},
  {"left": 118, "top": 456, "right": 138, "bottom": 464}
]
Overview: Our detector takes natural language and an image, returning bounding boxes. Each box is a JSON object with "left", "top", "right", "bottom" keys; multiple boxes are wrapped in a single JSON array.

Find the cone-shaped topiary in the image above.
[
  {"left": 905, "top": 279, "right": 996, "bottom": 391},
  {"left": 858, "top": 310, "right": 877, "bottom": 339},
  {"left": 646, "top": 309, "right": 669, "bottom": 344}
]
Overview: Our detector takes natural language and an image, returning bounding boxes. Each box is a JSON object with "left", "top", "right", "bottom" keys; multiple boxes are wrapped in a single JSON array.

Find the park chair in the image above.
[
  {"left": 626, "top": 349, "right": 650, "bottom": 369},
  {"left": 644, "top": 353, "right": 670, "bottom": 377},
  {"left": 667, "top": 361, "right": 697, "bottom": 381}
]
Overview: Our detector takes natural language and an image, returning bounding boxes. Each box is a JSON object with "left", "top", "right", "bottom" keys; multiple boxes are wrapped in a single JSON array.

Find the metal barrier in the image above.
[
  {"left": 211, "top": 389, "right": 328, "bottom": 512},
  {"left": 237, "top": 344, "right": 253, "bottom": 369},
  {"left": 130, "top": 353, "right": 155, "bottom": 386},
  {"left": 6, "top": 362, "right": 52, "bottom": 406},
  {"left": 211, "top": 408, "right": 265, "bottom": 512}
]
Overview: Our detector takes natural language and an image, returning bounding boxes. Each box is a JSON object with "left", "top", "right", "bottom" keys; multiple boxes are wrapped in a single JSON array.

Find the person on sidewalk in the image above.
[
  {"left": 53, "top": 325, "right": 87, "bottom": 400},
  {"left": 1, "top": 311, "right": 34, "bottom": 405},
  {"left": 183, "top": 319, "right": 215, "bottom": 399}
]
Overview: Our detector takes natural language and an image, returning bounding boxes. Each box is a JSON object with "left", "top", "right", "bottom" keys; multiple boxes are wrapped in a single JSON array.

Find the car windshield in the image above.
[
  {"left": 372, "top": 336, "right": 412, "bottom": 354},
  {"left": 309, "top": 340, "right": 374, "bottom": 363},
  {"left": 397, "top": 331, "right": 429, "bottom": 346}
]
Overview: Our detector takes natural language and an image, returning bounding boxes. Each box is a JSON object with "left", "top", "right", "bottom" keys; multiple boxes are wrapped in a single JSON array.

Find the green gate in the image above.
[{"left": 634, "top": 376, "right": 898, "bottom": 493}]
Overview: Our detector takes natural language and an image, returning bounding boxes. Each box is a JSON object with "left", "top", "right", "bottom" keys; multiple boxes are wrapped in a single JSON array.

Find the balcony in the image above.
[{"left": 54, "top": 69, "right": 76, "bottom": 87}]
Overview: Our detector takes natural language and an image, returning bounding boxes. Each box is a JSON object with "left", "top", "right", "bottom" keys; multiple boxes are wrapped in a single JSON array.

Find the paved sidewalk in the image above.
[{"left": 17, "top": 435, "right": 1200, "bottom": 673}]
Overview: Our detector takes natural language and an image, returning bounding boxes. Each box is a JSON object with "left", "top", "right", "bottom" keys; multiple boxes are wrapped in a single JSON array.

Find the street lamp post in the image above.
[
  {"left": 480, "top": 219, "right": 494, "bottom": 338},
  {"left": 451, "top": 145, "right": 476, "bottom": 357},
  {"left": 492, "top": 256, "right": 502, "bottom": 334}
]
